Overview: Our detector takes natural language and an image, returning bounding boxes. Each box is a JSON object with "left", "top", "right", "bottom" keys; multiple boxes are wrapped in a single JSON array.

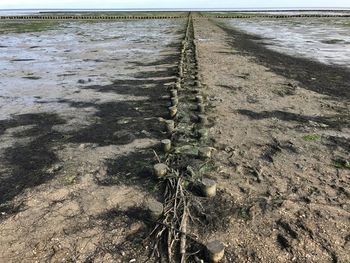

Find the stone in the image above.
[
  {"left": 144, "top": 198, "right": 163, "bottom": 220},
  {"left": 153, "top": 163, "right": 168, "bottom": 178}
]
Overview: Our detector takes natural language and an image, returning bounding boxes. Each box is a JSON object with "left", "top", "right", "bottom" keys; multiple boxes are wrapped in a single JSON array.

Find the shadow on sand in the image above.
[
  {"left": 0, "top": 50, "right": 180, "bottom": 215},
  {"left": 217, "top": 21, "right": 350, "bottom": 100}
]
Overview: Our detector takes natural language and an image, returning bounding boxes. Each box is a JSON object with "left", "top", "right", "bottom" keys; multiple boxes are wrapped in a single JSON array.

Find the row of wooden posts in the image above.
[
  {"left": 0, "top": 16, "right": 184, "bottom": 20},
  {"left": 1, "top": 14, "right": 348, "bottom": 21},
  {"left": 215, "top": 14, "right": 350, "bottom": 18},
  {"left": 150, "top": 15, "right": 225, "bottom": 262}
]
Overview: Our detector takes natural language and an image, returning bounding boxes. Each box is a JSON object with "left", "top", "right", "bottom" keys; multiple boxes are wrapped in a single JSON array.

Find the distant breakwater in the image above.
[{"left": 1, "top": 14, "right": 350, "bottom": 20}]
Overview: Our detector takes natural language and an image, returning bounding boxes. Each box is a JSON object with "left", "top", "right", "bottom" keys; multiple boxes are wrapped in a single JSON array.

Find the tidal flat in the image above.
[{"left": 0, "top": 12, "right": 349, "bottom": 262}]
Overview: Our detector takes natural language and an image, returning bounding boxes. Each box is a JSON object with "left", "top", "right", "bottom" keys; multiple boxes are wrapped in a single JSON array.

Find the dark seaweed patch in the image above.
[
  {"left": 217, "top": 21, "right": 350, "bottom": 100},
  {"left": 237, "top": 109, "right": 348, "bottom": 129},
  {"left": 0, "top": 113, "right": 65, "bottom": 206}
]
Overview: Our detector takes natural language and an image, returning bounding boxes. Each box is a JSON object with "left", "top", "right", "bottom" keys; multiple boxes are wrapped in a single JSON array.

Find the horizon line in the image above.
[{"left": 1, "top": 7, "right": 350, "bottom": 10}]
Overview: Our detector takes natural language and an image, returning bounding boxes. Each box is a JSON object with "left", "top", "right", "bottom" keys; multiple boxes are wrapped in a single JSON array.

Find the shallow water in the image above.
[
  {"left": 263, "top": 11, "right": 350, "bottom": 15},
  {"left": 0, "top": 20, "right": 183, "bottom": 120},
  {"left": 225, "top": 17, "right": 350, "bottom": 68}
]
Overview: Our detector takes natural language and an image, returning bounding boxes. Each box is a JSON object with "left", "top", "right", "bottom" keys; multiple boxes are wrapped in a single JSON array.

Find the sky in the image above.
[{"left": 0, "top": 0, "right": 350, "bottom": 9}]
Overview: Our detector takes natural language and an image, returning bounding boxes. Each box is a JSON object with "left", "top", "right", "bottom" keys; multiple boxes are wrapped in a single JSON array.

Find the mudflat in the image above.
[
  {"left": 0, "top": 14, "right": 349, "bottom": 262},
  {"left": 194, "top": 18, "right": 349, "bottom": 262}
]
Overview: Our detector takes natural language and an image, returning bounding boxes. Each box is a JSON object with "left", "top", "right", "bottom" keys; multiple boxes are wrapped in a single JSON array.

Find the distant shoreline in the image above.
[
  {"left": 1, "top": 8, "right": 349, "bottom": 17},
  {"left": 1, "top": 8, "right": 350, "bottom": 12}
]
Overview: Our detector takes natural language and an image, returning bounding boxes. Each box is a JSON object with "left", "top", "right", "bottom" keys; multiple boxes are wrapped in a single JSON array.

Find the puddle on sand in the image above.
[
  {"left": 0, "top": 20, "right": 184, "bottom": 121},
  {"left": 225, "top": 17, "right": 350, "bottom": 68}
]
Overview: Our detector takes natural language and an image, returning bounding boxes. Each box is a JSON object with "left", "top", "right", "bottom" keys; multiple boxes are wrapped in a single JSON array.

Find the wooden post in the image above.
[
  {"left": 170, "top": 89, "right": 178, "bottom": 97},
  {"left": 197, "top": 103, "right": 205, "bottom": 113},
  {"left": 165, "top": 120, "right": 175, "bottom": 133},
  {"left": 144, "top": 199, "right": 163, "bottom": 220},
  {"left": 171, "top": 97, "right": 179, "bottom": 106},
  {"left": 196, "top": 95, "right": 204, "bottom": 103},
  {"left": 200, "top": 178, "right": 217, "bottom": 197},
  {"left": 197, "top": 114, "right": 208, "bottom": 125},
  {"left": 169, "top": 106, "right": 178, "bottom": 118},
  {"left": 198, "top": 128, "right": 208, "bottom": 139},
  {"left": 207, "top": 240, "right": 225, "bottom": 262},
  {"left": 161, "top": 139, "right": 171, "bottom": 153}
]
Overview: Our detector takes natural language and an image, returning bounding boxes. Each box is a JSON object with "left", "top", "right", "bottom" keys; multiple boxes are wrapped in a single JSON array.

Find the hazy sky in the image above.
[{"left": 1, "top": 0, "right": 350, "bottom": 9}]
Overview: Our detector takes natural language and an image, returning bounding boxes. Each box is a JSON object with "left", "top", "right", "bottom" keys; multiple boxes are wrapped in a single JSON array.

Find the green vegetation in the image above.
[
  {"left": 0, "top": 21, "right": 60, "bottom": 34},
  {"left": 174, "top": 145, "right": 199, "bottom": 156},
  {"left": 332, "top": 159, "right": 350, "bottom": 170},
  {"left": 238, "top": 206, "right": 252, "bottom": 221},
  {"left": 198, "top": 160, "right": 217, "bottom": 175},
  {"left": 343, "top": 21, "right": 350, "bottom": 27},
  {"left": 302, "top": 133, "right": 321, "bottom": 141},
  {"left": 62, "top": 175, "right": 77, "bottom": 186}
]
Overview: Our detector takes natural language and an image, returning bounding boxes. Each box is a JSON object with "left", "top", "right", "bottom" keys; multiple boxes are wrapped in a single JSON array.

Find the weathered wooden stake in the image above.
[
  {"left": 171, "top": 97, "right": 179, "bottom": 106},
  {"left": 144, "top": 199, "right": 164, "bottom": 220},
  {"left": 198, "top": 128, "right": 208, "bottom": 139},
  {"left": 195, "top": 80, "right": 201, "bottom": 87},
  {"left": 196, "top": 95, "right": 204, "bottom": 103},
  {"left": 170, "top": 89, "right": 178, "bottom": 97},
  {"left": 197, "top": 114, "right": 208, "bottom": 125},
  {"left": 161, "top": 139, "right": 171, "bottom": 153},
  {"left": 169, "top": 106, "right": 178, "bottom": 118},
  {"left": 197, "top": 103, "right": 205, "bottom": 113},
  {"left": 207, "top": 240, "right": 225, "bottom": 262},
  {"left": 165, "top": 120, "right": 175, "bottom": 133},
  {"left": 200, "top": 178, "right": 217, "bottom": 197}
]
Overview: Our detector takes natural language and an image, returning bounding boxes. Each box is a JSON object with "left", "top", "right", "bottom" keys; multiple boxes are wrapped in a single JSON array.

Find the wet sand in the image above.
[
  {"left": 0, "top": 19, "right": 185, "bottom": 262},
  {"left": 224, "top": 17, "right": 350, "bottom": 69}
]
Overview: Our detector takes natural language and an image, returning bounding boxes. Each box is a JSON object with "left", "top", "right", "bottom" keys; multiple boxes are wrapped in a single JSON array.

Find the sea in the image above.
[{"left": 0, "top": 8, "right": 349, "bottom": 16}]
